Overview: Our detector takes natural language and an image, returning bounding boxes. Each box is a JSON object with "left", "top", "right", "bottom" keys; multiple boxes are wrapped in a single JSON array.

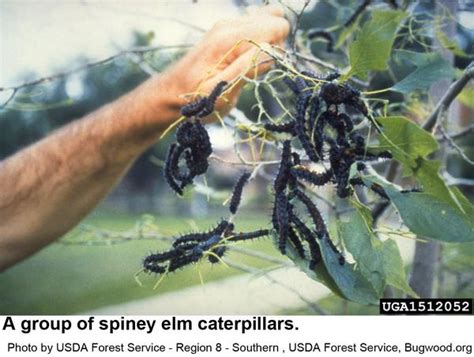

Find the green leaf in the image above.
[
  {"left": 375, "top": 116, "right": 439, "bottom": 176},
  {"left": 392, "top": 54, "right": 454, "bottom": 93},
  {"left": 442, "top": 243, "right": 474, "bottom": 272},
  {"left": 335, "top": 15, "right": 360, "bottom": 49},
  {"left": 348, "top": 10, "right": 407, "bottom": 79},
  {"left": 385, "top": 189, "right": 474, "bottom": 243},
  {"left": 340, "top": 202, "right": 416, "bottom": 297},
  {"left": 280, "top": 229, "right": 379, "bottom": 305},
  {"left": 450, "top": 186, "right": 474, "bottom": 218},
  {"left": 363, "top": 174, "right": 474, "bottom": 243},
  {"left": 339, "top": 204, "right": 385, "bottom": 295},
  {"left": 394, "top": 50, "right": 436, "bottom": 66},
  {"left": 413, "top": 159, "right": 468, "bottom": 213},
  {"left": 318, "top": 237, "right": 380, "bottom": 305},
  {"left": 381, "top": 239, "right": 418, "bottom": 297}
]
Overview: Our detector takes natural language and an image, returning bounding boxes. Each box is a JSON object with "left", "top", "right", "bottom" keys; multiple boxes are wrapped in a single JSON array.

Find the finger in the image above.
[
  {"left": 228, "top": 16, "right": 289, "bottom": 58},
  {"left": 199, "top": 44, "right": 274, "bottom": 121},
  {"left": 243, "top": 15, "right": 290, "bottom": 44},
  {"left": 201, "top": 44, "right": 272, "bottom": 105},
  {"left": 226, "top": 45, "right": 273, "bottom": 80},
  {"left": 262, "top": 4, "right": 285, "bottom": 17},
  {"left": 246, "top": 4, "right": 285, "bottom": 17}
]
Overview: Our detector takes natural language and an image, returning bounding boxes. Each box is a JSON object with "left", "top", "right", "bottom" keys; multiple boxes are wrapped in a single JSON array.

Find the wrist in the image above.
[{"left": 143, "top": 71, "right": 186, "bottom": 131}]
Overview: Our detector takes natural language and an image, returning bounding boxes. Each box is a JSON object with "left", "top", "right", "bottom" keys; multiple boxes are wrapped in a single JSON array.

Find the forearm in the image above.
[
  {"left": 0, "top": 5, "right": 289, "bottom": 271},
  {"left": 0, "top": 72, "right": 181, "bottom": 270}
]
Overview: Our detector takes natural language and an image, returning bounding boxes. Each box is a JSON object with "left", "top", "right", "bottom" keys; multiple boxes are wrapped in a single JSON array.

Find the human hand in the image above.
[{"left": 161, "top": 5, "right": 290, "bottom": 119}]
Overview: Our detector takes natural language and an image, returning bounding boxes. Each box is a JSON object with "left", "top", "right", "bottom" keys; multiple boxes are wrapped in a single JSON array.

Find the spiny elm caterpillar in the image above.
[
  {"left": 288, "top": 211, "right": 321, "bottom": 270},
  {"left": 291, "top": 166, "right": 333, "bottom": 187},
  {"left": 264, "top": 121, "right": 296, "bottom": 134},
  {"left": 180, "top": 81, "right": 228, "bottom": 118},
  {"left": 307, "top": 29, "right": 334, "bottom": 53},
  {"left": 229, "top": 171, "right": 251, "bottom": 214}
]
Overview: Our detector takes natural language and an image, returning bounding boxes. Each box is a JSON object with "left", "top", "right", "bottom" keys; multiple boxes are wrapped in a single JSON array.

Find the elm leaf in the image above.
[
  {"left": 392, "top": 55, "right": 454, "bottom": 93},
  {"left": 318, "top": 237, "right": 380, "bottom": 305},
  {"left": 340, "top": 202, "right": 416, "bottom": 297},
  {"left": 348, "top": 10, "right": 407, "bottom": 79},
  {"left": 375, "top": 116, "right": 439, "bottom": 176},
  {"left": 363, "top": 174, "right": 474, "bottom": 243}
]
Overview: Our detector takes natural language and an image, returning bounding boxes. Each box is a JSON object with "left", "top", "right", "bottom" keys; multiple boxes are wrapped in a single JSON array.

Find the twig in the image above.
[
  {"left": 210, "top": 154, "right": 280, "bottom": 166},
  {"left": 228, "top": 246, "right": 291, "bottom": 266},
  {"left": 443, "top": 172, "right": 474, "bottom": 186},
  {"left": 294, "top": 52, "right": 338, "bottom": 71},
  {"left": 423, "top": 61, "right": 474, "bottom": 132},
  {"left": 0, "top": 44, "right": 191, "bottom": 108},
  {"left": 438, "top": 125, "right": 474, "bottom": 165},
  {"left": 444, "top": 125, "right": 474, "bottom": 141},
  {"left": 344, "top": 0, "right": 371, "bottom": 28},
  {"left": 288, "top": 0, "right": 311, "bottom": 56},
  {"left": 80, "top": 0, "right": 159, "bottom": 77},
  {"left": 294, "top": 51, "right": 369, "bottom": 88}
]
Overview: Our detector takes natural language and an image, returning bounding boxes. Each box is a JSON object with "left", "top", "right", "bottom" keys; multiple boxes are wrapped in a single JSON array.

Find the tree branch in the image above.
[
  {"left": 443, "top": 173, "right": 474, "bottom": 187},
  {"left": 443, "top": 124, "right": 474, "bottom": 141},
  {"left": 438, "top": 124, "right": 474, "bottom": 165},
  {"left": 423, "top": 61, "right": 474, "bottom": 132},
  {"left": 0, "top": 44, "right": 191, "bottom": 108}
]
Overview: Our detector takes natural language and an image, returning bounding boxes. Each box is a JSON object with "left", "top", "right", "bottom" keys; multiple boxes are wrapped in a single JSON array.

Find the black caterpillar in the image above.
[
  {"left": 307, "top": 29, "right": 334, "bottom": 53},
  {"left": 229, "top": 172, "right": 251, "bottom": 214}
]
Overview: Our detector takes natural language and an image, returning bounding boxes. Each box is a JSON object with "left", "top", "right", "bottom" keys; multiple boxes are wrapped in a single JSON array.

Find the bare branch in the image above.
[
  {"left": 423, "top": 61, "right": 474, "bottom": 132},
  {"left": 0, "top": 44, "right": 191, "bottom": 108},
  {"left": 443, "top": 172, "right": 474, "bottom": 187},
  {"left": 294, "top": 51, "right": 369, "bottom": 88},
  {"left": 287, "top": 0, "right": 311, "bottom": 55},
  {"left": 445, "top": 125, "right": 474, "bottom": 141},
  {"left": 438, "top": 125, "right": 474, "bottom": 165}
]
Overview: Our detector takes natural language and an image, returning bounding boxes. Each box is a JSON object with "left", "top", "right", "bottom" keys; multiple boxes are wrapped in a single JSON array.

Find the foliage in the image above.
[
  {"left": 348, "top": 9, "right": 407, "bottom": 79},
  {"left": 392, "top": 51, "right": 455, "bottom": 93}
]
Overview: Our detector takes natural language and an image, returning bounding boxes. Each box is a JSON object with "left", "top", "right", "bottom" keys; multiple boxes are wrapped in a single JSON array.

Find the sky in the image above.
[{"left": 0, "top": 0, "right": 242, "bottom": 87}]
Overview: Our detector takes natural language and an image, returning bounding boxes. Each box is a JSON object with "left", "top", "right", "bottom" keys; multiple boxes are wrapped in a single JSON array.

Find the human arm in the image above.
[{"left": 0, "top": 6, "right": 289, "bottom": 271}]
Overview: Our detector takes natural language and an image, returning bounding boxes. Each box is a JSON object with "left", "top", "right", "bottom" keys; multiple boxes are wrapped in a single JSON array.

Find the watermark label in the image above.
[{"left": 380, "top": 298, "right": 473, "bottom": 315}]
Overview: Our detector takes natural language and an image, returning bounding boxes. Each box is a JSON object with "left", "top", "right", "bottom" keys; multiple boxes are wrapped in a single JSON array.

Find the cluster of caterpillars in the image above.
[
  {"left": 150, "top": 73, "right": 393, "bottom": 276},
  {"left": 164, "top": 81, "right": 227, "bottom": 196},
  {"left": 144, "top": 171, "right": 268, "bottom": 274},
  {"left": 267, "top": 72, "right": 393, "bottom": 269}
]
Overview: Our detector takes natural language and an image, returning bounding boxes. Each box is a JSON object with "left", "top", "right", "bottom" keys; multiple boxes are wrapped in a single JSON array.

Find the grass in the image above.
[{"left": 0, "top": 211, "right": 280, "bottom": 315}]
